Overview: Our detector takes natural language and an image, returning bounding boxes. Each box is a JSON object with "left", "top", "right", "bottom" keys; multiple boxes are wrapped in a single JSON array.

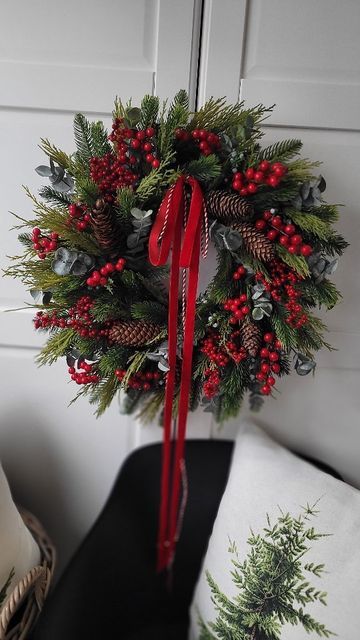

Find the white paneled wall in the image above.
[
  {"left": 0, "top": 0, "right": 201, "bottom": 570},
  {"left": 1, "top": 0, "right": 359, "bottom": 571},
  {"left": 196, "top": 0, "right": 360, "bottom": 487}
]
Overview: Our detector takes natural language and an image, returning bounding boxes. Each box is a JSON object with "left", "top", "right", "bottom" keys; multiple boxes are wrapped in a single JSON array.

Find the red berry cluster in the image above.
[
  {"left": 31, "top": 227, "right": 58, "bottom": 259},
  {"left": 255, "top": 261, "right": 308, "bottom": 328},
  {"left": 255, "top": 332, "right": 282, "bottom": 395},
  {"left": 86, "top": 258, "right": 126, "bottom": 288},
  {"left": 34, "top": 296, "right": 110, "bottom": 339},
  {"left": 110, "top": 120, "right": 158, "bottom": 166},
  {"left": 223, "top": 295, "right": 250, "bottom": 324},
  {"left": 203, "top": 368, "right": 220, "bottom": 399},
  {"left": 115, "top": 368, "right": 161, "bottom": 391},
  {"left": 200, "top": 333, "right": 229, "bottom": 367},
  {"left": 175, "top": 128, "right": 221, "bottom": 156},
  {"left": 90, "top": 153, "right": 138, "bottom": 202},
  {"left": 255, "top": 210, "right": 313, "bottom": 257},
  {"left": 67, "top": 203, "right": 90, "bottom": 232},
  {"left": 68, "top": 361, "right": 100, "bottom": 385},
  {"left": 232, "top": 264, "right": 247, "bottom": 281},
  {"left": 225, "top": 330, "right": 248, "bottom": 364},
  {"left": 232, "top": 160, "right": 287, "bottom": 196}
]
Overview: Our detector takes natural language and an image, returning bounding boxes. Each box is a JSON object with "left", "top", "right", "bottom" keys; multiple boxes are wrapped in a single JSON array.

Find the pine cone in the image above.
[
  {"left": 108, "top": 320, "right": 162, "bottom": 346},
  {"left": 240, "top": 316, "right": 262, "bottom": 357},
  {"left": 90, "top": 198, "right": 122, "bottom": 259},
  {"left": 205, "top": 190, "right": 253, "bottom": 223},
  {"left": 232, "top": 222, "right": 275, "bottom": 262}
]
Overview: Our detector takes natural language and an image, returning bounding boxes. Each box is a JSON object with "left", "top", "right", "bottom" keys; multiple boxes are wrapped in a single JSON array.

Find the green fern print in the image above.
[{"left": 198, "top": 503, "right": 335, "bottom": 639}]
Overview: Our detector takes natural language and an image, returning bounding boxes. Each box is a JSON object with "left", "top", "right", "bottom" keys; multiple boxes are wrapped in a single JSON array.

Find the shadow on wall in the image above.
[{"left": 0, "top": 408, "right": 83, "bottom": 578}]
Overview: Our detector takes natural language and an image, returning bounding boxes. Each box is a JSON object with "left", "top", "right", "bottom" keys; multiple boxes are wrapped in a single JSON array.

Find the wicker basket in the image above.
[{"left": 0, "top": 508, "right": 56, "bottom": 640}]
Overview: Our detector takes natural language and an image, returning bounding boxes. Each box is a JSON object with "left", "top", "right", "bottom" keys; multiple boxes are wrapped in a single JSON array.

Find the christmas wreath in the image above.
[
  {"left": 7, "top": 92, "right": 346, "bottom": 421},
  {"left": 7, "top": 91, "right": 347, "bottom": 569}
]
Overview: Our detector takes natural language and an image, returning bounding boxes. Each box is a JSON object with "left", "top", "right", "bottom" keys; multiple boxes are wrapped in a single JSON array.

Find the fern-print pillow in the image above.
[
  {"left": 189, "top": 422, "right": 360, "bottom": 640},
  {"left": 0, "top": 462, "right": 40, "bottom": 612}
]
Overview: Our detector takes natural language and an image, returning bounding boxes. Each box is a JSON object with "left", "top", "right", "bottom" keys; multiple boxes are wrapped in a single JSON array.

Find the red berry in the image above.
[
  {"left": 245, "top": 167, "right": 255, "bottom": 180},
  {"left": 175, "top": 128, "right": 185, "bottom": 139},
  {"left": 263, "top": 210, "right": 272, "bottom": 221},
  {"left": 260, "top": 348, "right": 270, "bottom": 359},
  {"left": 105, "top": 262, "right": 114, "bottom": 273},
  {"left": 275, "top": 339, "right": 282, "bottom": 350},
  {"left": 152, "top": 159, "right": 160, "bottom": 169},
  {"left": 279, "top": 235, "right": 289, "bottom": 247},
  {"left": 145, "top": 127, "right": 155, "bottom": 137},
  {"left": 284, "top": 224, "right": 296, "bottom": 236},
  {"left": 260, "top": 384, "right": 271, "bottom": 395},
  {"left": 264, "top": 332, "right": 274, "bottom": 343},
  {"left": 258, "top": 160, "right": 270, "bottom": 172},
  {"left": 130, "top": 139, "right": 141, "bottom": 149},
  {"left": 267, "top": 376, "right": 276, "bottom": 386},
  {"left": 271, "top": 363, "right": 281, "bottom": 374},
  {"left": 237, "top": 266, "right": 246, "bottom": 276},
  {"left": 254, "top": 171, "right": 265, "bottom": 183},
  {"left": 239, "top": 293, "right": 248, "bottom": 303},
  {"left": 232, "top": 180, "right": 242, "bottom": 191},
  {"left": 290, "top": 234, "right": 302, "bottom": 245},
  {"left": 301, "top": 244, "right": 313, "bottom": 257},
  {"left": 33, "top": 227, "right": 41, "bottom": 237},
  {"left": 136, "top": 130, "right": 146, "bottom": 141},
  {"left": 256, "top": 372, "right": 266, "bottom": 382},
  {"left": 267, "top": 229, "right": 278, "bottom": 241},
  {"left": 192, "top": 129, "right": 200, "bottom": 139},
  {"left": 143, "top": 142, "right": 152, "bottom": 152},
  {"left": 145, "top": 154, "right": 154, "bottom": 163},
  {"left": 241, "top": 305, "right": 250, "bottom": 315},
  {"left": 272, "top": 215, "right": 283, "bottom": 229},
  {"left": 268, "top": 175, "right": 280, "bottom": 187},
  {"left": 261, "top": 363, "right": 270, "bottom": 374},
  {"left": 269, "top": 352, "right": 279, "bottom": 362},
  {"left": 247, "top": 182, "right": 258, "bottom": 194},
  {"left": 287, "top": 245, "right": 298, "bottom": 255},
  {"left": 255, "top": 219, "right": 267, "bottom": 231},
  {"left": 239, "top": 188, "right": 248, "bottom": 196}
]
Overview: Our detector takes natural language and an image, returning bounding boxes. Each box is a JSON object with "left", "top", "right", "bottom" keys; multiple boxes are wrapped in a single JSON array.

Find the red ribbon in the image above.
[{"left": 148, "top": 175, "right": 206, "bottom": 572}]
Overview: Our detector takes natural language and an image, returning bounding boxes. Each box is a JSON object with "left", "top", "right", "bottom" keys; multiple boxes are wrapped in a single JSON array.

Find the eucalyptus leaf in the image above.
[
  {"left": 125, "top": 107, "right": 141, "bottom": 126},
  {"left": 35, "top": 165, "right": 53, "bottom": 177},
  {"left": 30, "top": 289, "right": 52, "bottom": 305},
  {"left": 52, "top": 247, "right": 94, "bottom": 276},
  {"left": 295, "top": 353, "right": 316, "bottom": 376},
  {"left": 252, "top": 307, "right": 264, "bottom": 321}
]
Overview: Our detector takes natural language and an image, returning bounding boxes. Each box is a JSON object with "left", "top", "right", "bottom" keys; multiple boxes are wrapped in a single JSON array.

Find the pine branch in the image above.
[
  {"left": 89, "top": 120, "right": 112, "bottom": 157},
  {"left": 73, "top": 113, "right": 95, "bottom": 165},
  {"left": 276, "top": 245, "right": 310, "bottom": 277},
  {"left": 270, "top": 309, "right": 298, "bottom": 352},
  {"left": 36, "top": 328, "right": 77, "bottom": 365},
  {"left": 186, "top": 155, "right": 222, "bottom": 183},
  {"left": 90, "top": 374, "right": 120, "bottom": 416},
  {"left": 299, "top": 279, "right": 342, "bottom": 310},
  {"left": 39, "top": 138, "right": 74, "bottom": 172},
  {"left": 314, "top": 233, "right": 349, "bottom": 257},
  {"left": 158, "top": 90, "right": 190, "bottom": 156},
  {"left": 305, "top": 204, "right": 340, "bottom": 224},
  {"left": 283, "top": 208, "right": 333, "bottom": 240},
  {"left": 74, "top": 177, "right": 99, "bottom": 207},
  {"left": 131, "top": 300, "right": 167, "bottom": 324},
  {"left": 259, "top": 139, "right": 303, "bottom": 162},
  {"left": 139, "top": 95, "right": 160, "bottom": 129},
  {"left": 135, "top": 157, "right": 179, "bottom": 204},
  {"left": 112, "top": 96, "right": 126, "bottom": 120},
  {"left": 39, "top": 185, "right": 72, "bottom": 207}
]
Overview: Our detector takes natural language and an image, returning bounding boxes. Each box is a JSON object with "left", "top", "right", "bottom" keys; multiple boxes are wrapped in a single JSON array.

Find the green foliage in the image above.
[
  {"left": 299, "top": 279, "right": 342, "bottom": 310},
  {"left": 306, "top": 204, "right": 340, "bottom": 224},
  {"left": 90, "top": 374, "right": 120, "bottom": 417},
  {"left": 314, "top": 233, "right": 349, "bottom": 257},
  {"left": 259, "top": 138, "right": 303, "bottom": 163},
  {"left": 74, "top": 176, "right": 99, "bottom": 207},
  {"left": 38, "top": 185, "right": 72, "bottom": 207},
  {"left": 131, "top": 300, "right": 167, "bottom": 324},
  {"left": 217, "top": 362, "right": 249, "bottom": 422},
  {"left": 276, "top": 245, "right": 310, "bottom": 277},
  {"left": 199, "top": 503, "right": 334, "bottom": 639},
  {"left": 135, "top": 157, "right": 179, "bottom": 204},
  {"left": 74, "top": 113, "right": 94, "bottom": 162},
  {"left": 190, "top": 98, "right": 270, "bottom": 134},
  {"left": 139, "top": 94, "right": 160, "bottom": 128},
  {"left": 39, "top": 138, "right": 74, "bottom": 171},
  {"left": 158, "top": 90, "right": 190, "bottom": 156},
  {"left": 270, "top": 309, "right": 298, "bottom": 352},
  {"left": 207, "top": 251, "right": 237, "bottom": 303},
  {"left": 36, "top": 329, "right": 78, "bottom": 365},
  {"left": 186, "top": 155, "right": 222, "bottom": 184},
  {"left": 284, "top": 208, "right": 333, "bottom": 240}
]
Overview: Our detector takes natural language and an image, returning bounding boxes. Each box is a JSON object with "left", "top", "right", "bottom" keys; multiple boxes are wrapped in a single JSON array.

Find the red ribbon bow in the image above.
[{"left": 149, "top": 175, "right": 207, "bottom": 572}]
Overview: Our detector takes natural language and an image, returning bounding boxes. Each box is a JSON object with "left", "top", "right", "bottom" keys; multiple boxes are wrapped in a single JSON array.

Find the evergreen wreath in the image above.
[{"left": 6, "top": 92, "right": 347, "bottom": 422}]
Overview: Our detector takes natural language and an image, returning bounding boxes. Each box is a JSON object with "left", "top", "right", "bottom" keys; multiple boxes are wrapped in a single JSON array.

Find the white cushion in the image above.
[
  {"left": 189, "top": 422, "right": 360, "bottom": 640},
  {"left": 0, "top": 463, "right": 40, "bottom": 611}
]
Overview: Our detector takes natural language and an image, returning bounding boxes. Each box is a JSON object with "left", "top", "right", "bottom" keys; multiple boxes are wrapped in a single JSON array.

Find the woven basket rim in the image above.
[{"left": 0, "top": 507, "right": 56, "bottom": 640}]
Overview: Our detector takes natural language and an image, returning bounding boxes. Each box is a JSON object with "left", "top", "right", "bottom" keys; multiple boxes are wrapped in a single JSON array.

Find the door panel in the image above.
[{"left": 0, "top": 0, "right": 200, "bottom": 570}]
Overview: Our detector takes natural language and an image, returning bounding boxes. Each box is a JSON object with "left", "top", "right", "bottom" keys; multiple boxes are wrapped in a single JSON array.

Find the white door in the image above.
[
  {"left": 198, "top": 0, "right": 360, "bottom": 487},
  {"left": 0, "top": 0, "right": 201, "bottom": 569}
]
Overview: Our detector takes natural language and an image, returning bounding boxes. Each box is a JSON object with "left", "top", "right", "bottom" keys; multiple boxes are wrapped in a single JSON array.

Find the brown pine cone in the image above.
[
  {"left": 205, "top": 190, "right": 253, "bottom": 224},
  {"left": 232, "top": 222, "right": 275, "bottom": 262},
  {"left": 90, "top": 198, "right": 122, "bottom": 259},
  {"left": 108, "top": 320, "right": 162, "bottom": 346},
  {"left": 240, "top": 316, "right": 262, "bottom": 357}
]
